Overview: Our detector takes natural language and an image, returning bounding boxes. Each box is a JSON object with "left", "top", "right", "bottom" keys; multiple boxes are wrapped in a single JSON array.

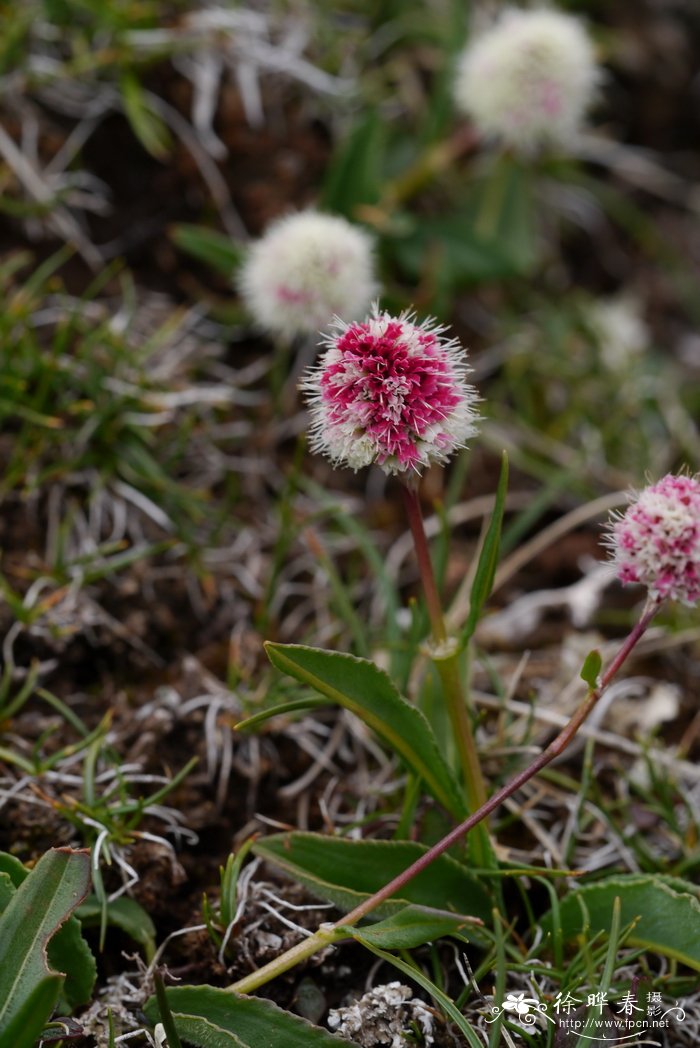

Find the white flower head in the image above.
[
  {"left": 454, "top": 7, "right": 599, "bottom": 153},
  {"left": 238, "top": 210, "right": 377, "bottom": 338},
  {"left": 301, "top": 306, "right": 480, "bottom": 476}
]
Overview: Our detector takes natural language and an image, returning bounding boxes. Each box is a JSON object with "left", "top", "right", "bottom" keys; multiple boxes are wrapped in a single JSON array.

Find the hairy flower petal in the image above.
[
  {"left": 607, "top": 473, "right": 700, "bottom": 606},
  {"left": 301, "top": 307, "right": 479, "bottom": 476}
]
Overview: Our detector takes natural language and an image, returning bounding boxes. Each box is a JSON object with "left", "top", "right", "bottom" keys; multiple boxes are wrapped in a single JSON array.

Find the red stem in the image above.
[
  {"left": 401, "top": 482, "right": 447, "bottom": 644},
  {"left": 336, "top": 600, "right": 659, "bottom": 928}
]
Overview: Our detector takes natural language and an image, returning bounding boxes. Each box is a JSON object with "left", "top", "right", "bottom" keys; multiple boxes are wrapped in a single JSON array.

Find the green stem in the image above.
[
  {"left": 401, "top": 482, "right": 489, "bottom": 824},
  {"left": 228, "top": 599, "right": 659, "bottom": 994},
  {"left": 381, "top": 124, "right": 479, "bottom": 209},
  {"left": 228, "top": 923, "right": 343, "bottom": 995},
  {"left": 435, "top": 652, "right": 488, "bottom": 813}
]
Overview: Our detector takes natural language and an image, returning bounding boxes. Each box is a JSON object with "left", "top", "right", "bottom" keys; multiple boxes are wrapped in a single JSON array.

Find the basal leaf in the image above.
[
  {"left": 50, "top": 908, "right": 97, "bottom": 1011},
  {"left": 321, "top": 108, "right": 385, "bottom": 217},
  {"left": 171, "top": 224, "right": 244, "bottom": 277},
  {"left": 254, "top": 833, "right": 491, "bottom": 924},
  {"left": 0, "top": 871, "right": 15, "bottom": 911},
  {"left": 339, "top": 904, "right": 477, "bottom": 949},
  {"left": 0, "top": 974, "right": 64, "bottom": 1048},
  {"left": 144, "top": 985, "right": 362, "bottom": 1048},
  {"left": 0, "top": 848, "right": 92, "bottom": 1037},
  {"left": 264, "top": 643, "right": 466, "bottom": 817},
  {"left": 120, "top": 72, "right": 171, "bottom": 159},
  {"left": 0, "top": 850, "right": 96, "bottom": 1010},
  {"left": 77, "top": 894, "right": 157, "bottom": 960},
  {"left": 0, "top": 850, "right": 29, "bottom": 887},
  {"left": 544, "top": 875, "right": 700, "bottom": 971}
]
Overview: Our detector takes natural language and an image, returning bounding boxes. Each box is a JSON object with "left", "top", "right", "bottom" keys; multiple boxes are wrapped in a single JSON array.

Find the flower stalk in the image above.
[{"left": 401, "top": 482, "right": 489, "bottom": 822}]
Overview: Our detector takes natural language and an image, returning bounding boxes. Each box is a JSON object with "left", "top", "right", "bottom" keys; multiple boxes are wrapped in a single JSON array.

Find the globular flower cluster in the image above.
[
  {"left": 238, "top": 211, "right": 377, "bottom": 338},
  {"left": 608, "top": 473, "right": 700, "bottom": 606},
  {"left": 301, "top": 307, "right": 479, "bottom": 476},
  {"left": 453, "top": 7, "right": 598, "bottom": 153}
]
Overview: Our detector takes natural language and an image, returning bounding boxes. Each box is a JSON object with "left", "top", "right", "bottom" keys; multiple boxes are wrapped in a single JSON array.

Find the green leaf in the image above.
[
  {"left": 171, "top": 224, "right": 245, "bottom": 278},
  {"left": 0, "top": 854, "right": 25, "bottom": 886},
  {"left": 461, "top": 451, "right": 509, "bottom": 646},
  {"left": 0, "top": 849, "right": 96, "bottom": 1011},
  {"left": 254, "top": 833, "right": 491, "bottom": 924},
  {"left": 235, "top": 698, "right": 327, "bottom": 733},
  {"left": 121, "top": 72, "right": 172, "bottom": 159},
  {"left": 76, "top": 894, "right": 157, "bottom": 961},
  {"left": 544, "top": 875, "right": 700, "bottom": 970},
  {"left": 580, "top": 649, "right": 602, "bottom": 688},
  {"left": 321, "top": 108, "right": 385, "bottom": 217},
  {"left": 50, "top": 908, "right": 97, "bottom": 1011},
  {"left": 339, "top": 905, "right": 476, "bottom": 949},
  {"left": 0, "top": 848, "right": 92, "bottom": 1037},
  {"left": 0, "top": 872, "right": 14, "bottom": 911},
  {"left": 0, "top": 974, "right": 64, "bottom": 1048},
  {"left": 390, "top": 158, "right": 537, "bottom": 288},
  {"left": 144, "top": 985, "right": 362, "bottom": 1048},
  {"left": 153, "top": 970, "right": 185, "bottom": 1048},
  {"left": 264, "top": 643, "right": 466, "bottom": 817}
]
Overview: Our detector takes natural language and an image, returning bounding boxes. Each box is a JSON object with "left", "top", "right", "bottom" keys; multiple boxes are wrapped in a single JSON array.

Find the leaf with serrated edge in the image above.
[
  {"left": 144, "top": 986, "right": 362, "bottom": 1048},
  {"left": 544, "top": 875, "right": 700, "bottom": 971},
  {"left": 264, "top": 643, "right": 466, "bottom": 817},
  {"left": 0, "top": 847, "right": 91, "bottom": 1035},
  {"left": 254, "top": 833, "right": 491, "bottom": 924}
]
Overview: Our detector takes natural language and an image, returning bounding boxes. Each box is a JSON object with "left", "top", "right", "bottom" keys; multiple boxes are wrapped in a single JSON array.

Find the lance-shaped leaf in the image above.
[
  {"left": 0, "top": 848, "right": 91, "bottom": 1037},
  {"left": 337, "top": 905, "right": 478, "bottom": 950},
  {"left": 264, "top": 643, "right": 466, "bottom": 817},
  {"left": 144, "top": 985, "right": 362, "bottom": 1048},
  {"left": 254, "top": 833, "right": 491, "bottom": 924}
]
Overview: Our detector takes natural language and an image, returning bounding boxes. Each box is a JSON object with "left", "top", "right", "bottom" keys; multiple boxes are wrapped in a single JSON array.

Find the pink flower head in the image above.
[
  {"left": 607, "top": 473, "right": 700, "bottom": 606},
  {"left": 301, "top": 307, "right": 479, "bottom": 475}
]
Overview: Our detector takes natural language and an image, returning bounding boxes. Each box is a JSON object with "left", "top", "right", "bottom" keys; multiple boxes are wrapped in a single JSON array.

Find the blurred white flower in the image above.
[
  {"left": 588, "top": 296, "right": 649, "bottom": 370},
  {"left": 454, "top": 7, "right": 599, "bottom": 153},
  {"left": 238, "top": 210, "right": 377, "bottom": 338}
]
